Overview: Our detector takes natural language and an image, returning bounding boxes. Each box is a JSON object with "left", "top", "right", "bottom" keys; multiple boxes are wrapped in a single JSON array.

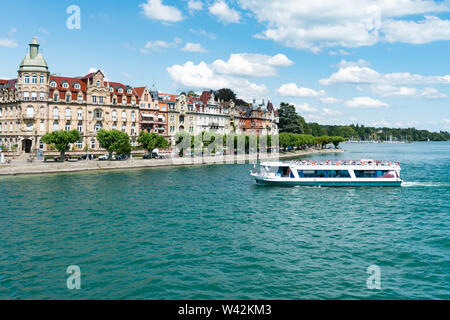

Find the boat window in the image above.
[
  {"left": 298, "top": 170, "right": 351, "bottom": 178},
  {"left": 355, "top": 170, "right": 377, "bottom": 178},
  {"left": 276, "top": 167, "right": 291, "bottom": 178}
]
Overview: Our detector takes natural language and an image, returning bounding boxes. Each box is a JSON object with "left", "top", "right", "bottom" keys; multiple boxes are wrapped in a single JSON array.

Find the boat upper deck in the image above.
[{"left": 260, "top": 160, "right": 401, "bottom": 170}]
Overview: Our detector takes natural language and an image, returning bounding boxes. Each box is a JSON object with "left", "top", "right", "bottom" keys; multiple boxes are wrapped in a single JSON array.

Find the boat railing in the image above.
[{"left": 288, "top": 160, "right": 400, "bottom": 167}]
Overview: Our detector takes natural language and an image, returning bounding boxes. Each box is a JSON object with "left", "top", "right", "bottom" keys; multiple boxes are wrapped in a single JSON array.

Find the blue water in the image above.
[{"left": 0, "top": 142, "right": 449, "bottom": 300}]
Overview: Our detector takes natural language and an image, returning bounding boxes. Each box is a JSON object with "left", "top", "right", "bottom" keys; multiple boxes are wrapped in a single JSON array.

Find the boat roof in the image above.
[{"left": 260, "top": 160, "right": 401, "bottom": 169}]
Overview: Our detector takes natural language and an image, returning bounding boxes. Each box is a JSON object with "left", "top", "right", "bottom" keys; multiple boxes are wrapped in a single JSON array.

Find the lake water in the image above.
[{"left": 0, "top": 142, "right": 449, "bottom": 299}]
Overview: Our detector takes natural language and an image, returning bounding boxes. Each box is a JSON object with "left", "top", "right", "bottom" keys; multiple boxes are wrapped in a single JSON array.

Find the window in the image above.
[
  {"left": 24, "top": 92, "right": 30, "bottom": 101},
  {"left": 131, "top": 124, "right": 135, "bottom": 135},
  {"left": 77, "top": 122, "right": 83, "bottom": 133},
  {"left": 99, "top": 96, "right": 104, "bottom": 104},
  {"left": 112, "top": 110, "right": 117, "bottom": 121},
  {"left": 32, "top": 75, "right": 37, "bottom": 84},
  {"left": 170, "top": 115, "right": 175, "bottom": 122},
  {"left": 24, "top": 75, "right": 30, "bottom": 84},
  {"left": 354, "top": 170, "right": 378, "bottom": 178},
  {"left": 127, "top": 89, "right": 132, "bottom": 94},
  {"left": 40, "top": 75, "right": 45, "bottom": 84},
  {"left": 53, "top": 107, "right": 59, "bottom": 118},
  {"left": 65, "top": 108, "right": 71, "bottom": 119},
  {"left": 40, "top": 92, "right": 45, "bottom": 100},
  {"left": 66, "top": 94, "right": 71, "bottom": 103},
  {"left": 26, "top": 123, "right": 33, "bottom": 131},
  {"left": 91, "top": 139, "right": 96, "bottom": 149},
  {"left": 40, "top": 121, "right": 44, "bottom": 132},
  {"left": 53, "top": 121, "right": 59, "bottom": 131},
  {"left": 170, "top": 126, "right": 175, "bottom": 133},
  {"left": 122, "top": 124, "right": 126, "bottom": 132},
  {"left": 109, "top": 87, "right": 114, "bottom": 93},
  {"left": 78, "top": 95, "right": 83, "bottom": 103},
  {"left": 50, "top": 81, "right": 57, "bottom": 87},
  {"left": 62, "top": 82, "right": 69, "bottom": 89},
  {"left": 76, "top": 139, "right": 83, "bottom": 149},
  {"left": 92, "top": 96, "right": 97, "bottom": 104},
  {"left": 327, "top": 170, "right": 351, "bottom": 178},
  {"left": 112, "top": 123, "right": 117, "bottom": 130},
  {"left": 26, "top": 106, "right": 34, "bottom": 118},
  {"left": 118, "top": 88, "right": 123, "bottom": 93},
  {"left": 94, "top": 109, "right": 102, "bottom": 120},
  {"left": 131, "top": 111, "right": 136, "bottom": 122},
  {"left": 122, "top": 111, "right": 127, "bottom": 121},
  {"left": 94, "top": 123, "right": 102, "bottom": 132},
  {"left": 74, "top": 83, "right": 80, "bottom": 90},
  {"left": 65, "top": 122, "right": 71, "bottom": 131},
  {"left": 77, "top": 109, "right": 83, "bottom": 120},
  {"left": 96, "top": 80, "right": 101, "bottom": 88},
  {"left": 54, "top": 94, "right": 59, "bottom": 102}
]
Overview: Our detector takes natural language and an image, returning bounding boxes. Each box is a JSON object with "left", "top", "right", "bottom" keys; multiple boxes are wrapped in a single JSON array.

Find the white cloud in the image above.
[
  {"left": 140, "top": 0, "right": 183, "bottom": 22},
  {"left": 277, "top": 83, "right": 325, "bottom": 97},
  {"left": 182, "top": 42, "right": 207, "bottom": 53},
  {"left": 167, "top": 61, "right": 267, "bottom": 100},
  {"left": 322, "top": 108, "right": 342, "bottom": 115},
  {"left": 328, "top": 49, "right": 351, "bottom": 56},
  {"left": 239, "top": 0, "right": 450, "bottom": 51},
  {"left": 320, "top": 64, "right": 450, "bottom": 86},
  {"left": 345, "top": 97, "right": 389, "bottom": 108},
  {"left": 140, "top": 38, "right": 181, "bottom": 53},
  {"left": 209, "top": 1, "right": 240, "bottom": 24},
  {"left": 371, "top": 84, "right": 447, "bottom": 99},
  {"left": 212, "top": 53, "right": 293, "bottom": 77},
  {"left": 320, "top": 97, "right": 341, "bottom": 104},
  {"left": 337, "top": 59, "right": 370, "bottom": 68},
  {"left": 372, "top": 120, "right": 390, "bottom": 127},
  {"left": 0, "top": 38, "right": 18, "bottom": 48},
  {"left": 443, "top": 119, "right": 450, "bottom": 124},
  {"left": 383, "top": 16, "right": 450, "bottom": 44},
  {"left": 294, "top": 103, "right": 319, "bottom": 113},
  {"left": 420, "top": 87, "right": 447, "bottom": 99},
  {"left": 188, "top": 0, "right": 203, "bottom": 11},
  {"left": 189, "top": 28, "right": 216, "bottom": 40}
]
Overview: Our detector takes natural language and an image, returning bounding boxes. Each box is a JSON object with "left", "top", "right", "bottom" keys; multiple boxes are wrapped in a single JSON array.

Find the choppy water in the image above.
[{"left": 0, "top": 142, "right": 449, "bottom": 300}]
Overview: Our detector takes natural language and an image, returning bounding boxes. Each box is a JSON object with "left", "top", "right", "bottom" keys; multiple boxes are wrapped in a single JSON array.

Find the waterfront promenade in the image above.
[{"left": 0, "top": 149, "right": 343, "bottom": 177}]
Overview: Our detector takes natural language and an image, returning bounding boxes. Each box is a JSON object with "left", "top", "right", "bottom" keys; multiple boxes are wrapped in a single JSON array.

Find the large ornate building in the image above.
[{"left": 0, "top": 38, "right": 142, "bottom": 154}]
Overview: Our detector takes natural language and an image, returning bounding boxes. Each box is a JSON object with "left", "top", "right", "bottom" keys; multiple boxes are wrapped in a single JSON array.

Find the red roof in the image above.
[
  {"left": 134, "top": 87, "right": 146, "bottom": 97},
  {"left": 50, "top": 76, "right": 87, "bottom": 92}
]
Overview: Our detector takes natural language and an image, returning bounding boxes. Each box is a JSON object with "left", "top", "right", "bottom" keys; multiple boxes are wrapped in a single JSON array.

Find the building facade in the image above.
[{"left": 0, "top": 38, "right": 142, "bottom": 154}]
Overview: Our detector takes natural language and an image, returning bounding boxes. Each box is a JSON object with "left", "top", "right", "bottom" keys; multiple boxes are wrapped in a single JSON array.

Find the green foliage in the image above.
[
  {"left": 278, "top": 102, "right": 309, "bottom": 134},
  {"left": 137, "top": 132, "right": 169, "bottom": 153},
  {"left": 42, "top": 130, "right": 81, "bottom": 161},
  {"left": 96, "top": 129, "right": 131, "bottom": 159},
  {"left": 278, "top": 133, "right": 316, "bottom": 150},
  {"left": 330, "top": 136, "right": 345, "bottom": 148},
  {"left": 215, "top": 88, "right": 236, "bottom": 102}
]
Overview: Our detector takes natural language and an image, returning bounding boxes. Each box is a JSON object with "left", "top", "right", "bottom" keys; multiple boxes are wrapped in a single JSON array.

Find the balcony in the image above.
[{"left": 23, "top": 114, "right": 35, "bottom": 120}]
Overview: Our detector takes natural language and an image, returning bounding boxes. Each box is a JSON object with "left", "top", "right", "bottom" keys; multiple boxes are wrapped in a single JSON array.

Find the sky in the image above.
[{"left": 0, "top": 0, "right": 450, "bottom": 131}]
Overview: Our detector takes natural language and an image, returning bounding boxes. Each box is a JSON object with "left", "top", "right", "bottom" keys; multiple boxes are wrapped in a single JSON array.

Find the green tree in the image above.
[
  {"left": 138, "top": 132, "right": 169, "bottom": 154},
  {"left": 330, "top": 136, "right": 345, "bottom": 148},
  {"left": 215, "top": 88, "right": 236, "bottom": 102},
  {"left": 315, "top": 136, "right": 331, "bottom": 149},
  {"left": 42, "top": 130, "right": 81, "bottom": 162},
  {"left": 96, "top": 129, "right": 131, "bottom": 160},
  {"left": 278, "top": 103, "right": 308, "bottom": 134}
]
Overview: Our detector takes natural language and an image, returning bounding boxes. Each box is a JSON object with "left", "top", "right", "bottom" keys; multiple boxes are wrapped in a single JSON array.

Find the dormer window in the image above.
[
  {"left": 127, "top": 89, "right": 132, "bottom": 94},
  {"left": 62, "top": 82, "right": 69, "bottom": 89},
  {"left": 50, "top": 81, "right": 57, "bottom": 88},
  {"left": 96, "top": 80, "right": 101, "bottom": 88},
  {"left": 118, "top": 88, "right": 123, "bottom": 94},
  {"left": 74, "top": 83, "right": 80, "bottom": 90},
  {"left": 109, "top": 87, "right": 114, "bottom": 93}
]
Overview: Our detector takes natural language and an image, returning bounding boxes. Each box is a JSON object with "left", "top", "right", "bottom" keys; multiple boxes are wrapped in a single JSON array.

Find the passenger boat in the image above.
[{"left": 250, "top": 159, "right": 403, "bottom": 187}]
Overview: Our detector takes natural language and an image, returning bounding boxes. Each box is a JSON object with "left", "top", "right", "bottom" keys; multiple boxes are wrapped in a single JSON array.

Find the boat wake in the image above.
[{"left": 403, "top": 182, "right": 450, "bottom": 188}]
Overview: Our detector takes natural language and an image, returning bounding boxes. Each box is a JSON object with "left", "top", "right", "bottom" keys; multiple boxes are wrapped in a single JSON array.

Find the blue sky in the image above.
[{"left": 1, "top": 0, "right": 450, "bottom": 131}]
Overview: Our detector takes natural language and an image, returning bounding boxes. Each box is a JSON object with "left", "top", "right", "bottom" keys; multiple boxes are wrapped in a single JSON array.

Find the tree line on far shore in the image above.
[{"left": 278, "top": 102, "right": 450, "bottom": 142}]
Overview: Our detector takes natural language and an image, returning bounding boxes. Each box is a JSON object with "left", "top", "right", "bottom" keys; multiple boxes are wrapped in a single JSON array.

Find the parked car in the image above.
[
  {"left": 116, "top": 154, "right": 129, "bottom": 161},
  {"left": 98, "top": 154, "right": 115, "bottom": 161},
  {"left": 143, "top": 152, "right": 161, "bottom": 159}
]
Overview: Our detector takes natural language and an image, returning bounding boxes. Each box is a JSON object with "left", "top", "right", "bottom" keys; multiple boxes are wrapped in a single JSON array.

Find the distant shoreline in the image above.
[{"left": 0, "top": 148, "right": 344, "bottom": 177}]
